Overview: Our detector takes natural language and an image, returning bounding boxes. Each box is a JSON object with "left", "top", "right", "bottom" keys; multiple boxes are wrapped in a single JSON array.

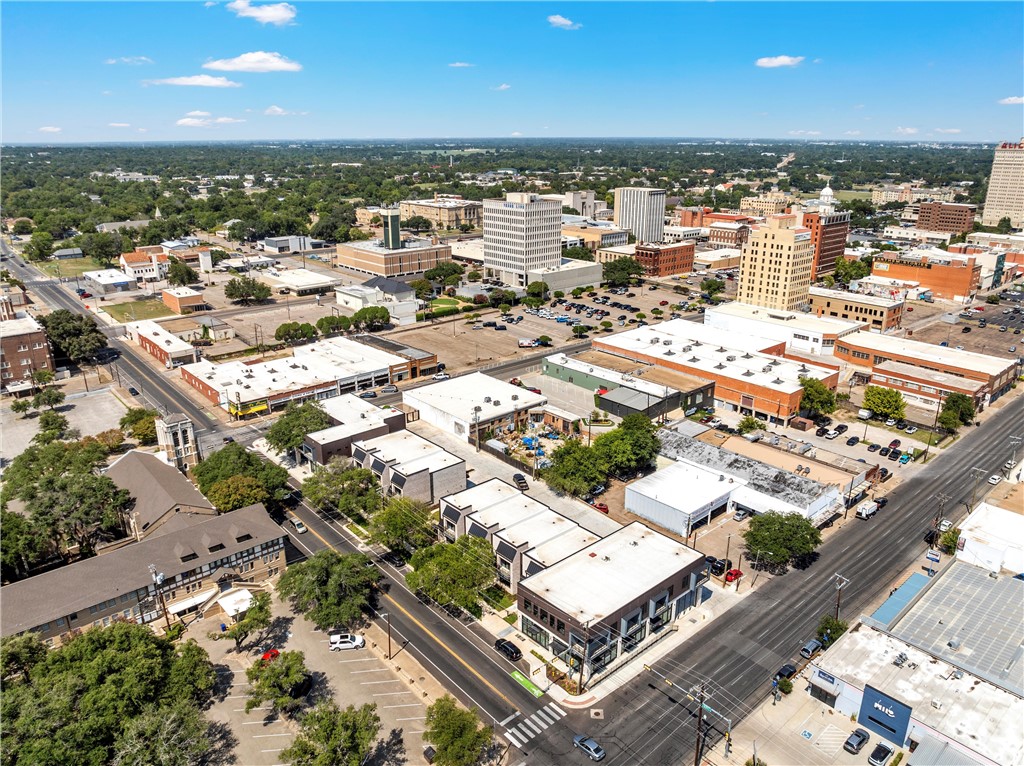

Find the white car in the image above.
[
  {"left": 290, "top": 517, "right": 307, "bottom": 534},
  {"left": 904, "top": 426, "right": 918, "bottom": 434},
  {"left": 987, "top": 475, "right": 1002, "bottom": 485},
  {"left": 329, "top": 633, "right": 365, "bottom": 651},
  {"left": 707, "top": 418, "right": 722, "bottom": 428},
  {"left": 432, "top": 372, "right": 450, "bottom": 381},
  {"left": 1007, "top": 460, "right": 1018, "bottom": 470},
  {"left": 938, "top": 519, "right": 953, "bottom": 533},
  {"left": 885, "top": 418, "right": 897, "bottom": 426}
]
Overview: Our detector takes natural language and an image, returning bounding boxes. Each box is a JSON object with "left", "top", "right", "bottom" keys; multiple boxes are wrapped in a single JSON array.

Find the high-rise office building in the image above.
[
  {"left": 982, "top": 139, "right": 1024, "bottom": 228},
  {"left": 381, "top": 207, "right": 402, "bottom": 250},
  {"left": 738, "top": 214, "right": 814, "bottom": 311},
  {"left": 797, "top": 185, "right": 851, "bottom": 279},
  {"left": 612, "top": 187, "right": 666, "bottom": 243},
  {"left": 483, "top": 193, "right": 562, "bottom": 287}
]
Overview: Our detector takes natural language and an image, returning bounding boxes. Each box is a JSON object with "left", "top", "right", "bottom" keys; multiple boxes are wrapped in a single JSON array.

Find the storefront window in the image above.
[{"left": 521, "top": 616, "right": 549, "bottom": 648}]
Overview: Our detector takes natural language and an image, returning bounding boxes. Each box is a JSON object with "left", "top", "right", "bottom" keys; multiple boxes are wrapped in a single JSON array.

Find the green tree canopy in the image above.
[
  {"left": 700, "top": 278, "right": 726, "bottom": 298},
  {"left": 277, "top": 549, "right": 380, "bottom": 631},
  {"left": 863, "top": 385, "right": 906, "bottom": 419},
  {"left": 941, "top": 392, "right": 975, "bottom": 426},
  {"left": 424, "top": 262, "right": 465, "bottom": 283},
  {"left": 592, "top": 414, "right": 660, "bottom": 477},
  {"left": 316, "top": 314, "right": 351, "bottom": 335},
  {"left": 301, "top": 459, "right": 379, "bottom": 520},
  {"left": 267, "top": 402, "right": 332, "bottom": 457},
  {"left": 369, "top": 497, "right": 436, "bottom": 552},
  {"left": 423, "top": 695, "right": 493, "bottom": 766},
  {"left": 526, "top": 281, "right": 549, "bottom": 298},
  {"left": 799, "top": 378, "right": 837, "bottom": 415},
  {"left": 26, "top": 471, "right": 131, "bottom": 557},
  {"left": 193, "top": 442, "right": 289, "bottom": 501},
  {"left": 275, "top": 321, "right": 318, "bottom": 344},
  {"left": 207, "top": 474, "right": 270, "bottom": 513},
  {"left": 602, "top": 256, "right": 643, "bottom": 286},
  {"left": 562, "top": 245, "right": 595, "bottom": 262},
  {"left": 120, "top": 407, "right": 160, "bottom": 445},
  {"left": 166, "top": 260, "right": 199, "bottom": 286},
  {"left": 833, "top": 257, "right": 871, "bottom": 284},
  {"left": 1, "top": 623, "right": 216, "bottom": 766},
  {"left": 39, "top": 309, "right": 108, "bottom": 363},
  {"left": 405, "top": 536, "right": 495, "bottom": 614},
  {"left": 816, "top": 614, "right": 848, "bottom": 645},
  {"left": 409, "top": 279, "right": 434, "bottom": 300},
  {"left": 544, "top": 439, "right": 606, "bottom": 496},
  {"left": 281, "top": 701, "right": 382, "bottom": 766},
  {"left": 245, "top": 649, "right": 310, "bottom": 717},
  {"left": 110, "top": 699, "right": 211, "bottom": 766},
  {"left": 743, "top": 511, "right": 823, "bottom": 571},
  {"left": 224, "top": 275, "right": 272, "bottom": 304},
  {"left": 401, "top": 215, "right": 432, "bottom": 232},
  {"left": 24, "top": 230, "right": 54, "bottom": 261},
  {"left": 80, "top": 232, "right": 125, "bottom": 267},
  {"left": 223, "top": 591, "right": 273, "bottom": 651},
  {"left": 32, "top": 386, "right": 66, "bottom": 411},
  {"left": 737, "top": 415, "right": 767, "bottom": 434},
  {"left": 351, "top": 306, "right": 389, "bottom": 331}
]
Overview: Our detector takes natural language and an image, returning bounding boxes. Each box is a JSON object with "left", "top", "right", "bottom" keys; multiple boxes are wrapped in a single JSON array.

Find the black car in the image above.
[
  {"left": 775, "top": 663, "right": 797, "bottom": 679},
  {"left": 815, "top": 427, "right": 828, "bottom": 437},
  {"left": 359, "top": 391, "right": 378, "bottom": 399},
  {"left": 867, "top": 443, "right": 881, "bottom": 452},
  {"left": 888, "top": 449, "right": 902, "bottom": 461},
  {"left": 222, "top": 436, "right": 235, "bottom": 444},
  {"left": 876, "top": 497, "right": 889, "bottom": 508},
  {"left": 879, "top": 447, "right": 891, "bottom": 457},
  {"left": 846, "top": 436, "right": 859, "bottom": 446},
  {"left": 512, "top": 473, "right": 529, "bottom": 491},
  {"left": 705, "top": 556, "right": 727, "bottom": 576},
  {"left": 494, "top": 638, "right": 522, "bottom": 662},
  {"left": 834, "top": 424, "right": 848, "bottom": 434},
  {"left": 843, "top": 728, "right": 870, "bottom": 754},
  {"left": 127, "top": 387, "right": 140, "bottom": 396},
  {"left": 814, "top": 415, "right": 833, "bottom": 427}
]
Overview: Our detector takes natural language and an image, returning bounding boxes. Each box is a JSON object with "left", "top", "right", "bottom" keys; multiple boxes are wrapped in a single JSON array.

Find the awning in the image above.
[
  {"left": 217, "top": 590, "right": 254, "bottom": 618},
  {"left": 808, "top": 667, "right": 842, "bottom": 696},
  {"left": 167, "top": 588, "right": 217, "bottom": 614}
]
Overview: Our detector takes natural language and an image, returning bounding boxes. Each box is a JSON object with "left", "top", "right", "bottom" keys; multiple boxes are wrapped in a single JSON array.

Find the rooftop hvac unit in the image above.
[
  {"left": 243, "top": 384, "right": 250, "bottom": 389},
  {"left": 650, "top": 337, "right": 660, "bottom": 344},
  {"left": 684, "top": 345, "right": 692, "bottom": 352},
  {"left": 762, "top": 366, "right": 773, "bottom": 374},
  {"left": 947, "top": 638, "right": 961, "bottom": 651},
  {"left": 727, "top": 355, "right": 736, "bottom": 362},
  {"left": 493, "top": 400, "right": 501, "bottom": 406},
  {"left": 302, "top": 365, "right": 308, "bottom": 370},
  {"left": 236, "top": 379, "right": 243, "bottom": 385},
  {"left": 511, "top": 394, "right": 519, "bottom": 400},
  {"left": 663, "top": 340, "right": 672, "bottom": 345},
  {"left": 484, "top": 397, "right": 492, "bottom": 403}
]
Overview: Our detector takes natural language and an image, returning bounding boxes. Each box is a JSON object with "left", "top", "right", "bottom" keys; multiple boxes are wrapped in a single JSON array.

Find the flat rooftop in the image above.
[
  {"left": 306, "top": 394, "right": 395, "bottom": 444},
  {"left": 706, "top": 303, "right": 865, "bottom": 337},
  {"left": 873, "top": 360, "right": 988, "bottom": 393},
  {"left": 594, "top": 320, "right": 835, "bottom": 394},
  {"left": 355, "top": 431, "right": 462, "bottom": 476},
  {"left": 403, "top": 372, "right": 546, "bottom": 423},
  {"left": 628, "top": 460, "right": 740, "bottom": 510},
  {"left": 355, "top": 334, "right": 434, "bottom": 362},
  {"left": 404, "top": 197, "right": 481, "bottom": 209},
  {"left": 545, "top": 354, "right": 680, "bottom": 397},
  {"left": 721, "top": 436, "right": 860, "bottom": 486},
  {"left": 130, "top": 320, "right": 196, "bottom": 354},
  {"left": 467, "top": 491, "right": 552, "bottom": 533},
  {"left": 0, "top": 313, "right": 44, "bottom": 336},
  {"left": 162, "top": 287, "right": 202, "bottom": 298},
  {"left": 524, "top": 528, "right": 602, "bottom": 569},
  {"left": 342, "top": 237, "right": 448, "bottom": 255},
  {"left": 519, "top": 522, "right": 703, "bottom": 624},
  {"left": 809, "top": 286, "right": 904, "bottom": 309},
  {"left": 84, "top": 268, "right": 131, "bottom": 284},
  {"left": 443, "top": 477, "right": 521, "bottom": 512},
  {"left": 694, "top": 247, "right": 742, "bottom": 262},
  {"left": 597, "top": 244, "right": 637, "bottom": 256},
  {"left": 495, "top": 510, "right": 581, "bottom": 554},
  {"left": 817, "top": 622, "right": 1024, "bottom": 766},
  {"left": 571, "top": 350, "right": 712, "bottom": 394},
  {"left": 270, "top": 268, "right": 342, "bottom": 289},
  {"left": 888, "top": 560, "right": 1024, "bottom": 697},
  {"left": 840, "top": 331, "right": 1015, "bottom": 376}
]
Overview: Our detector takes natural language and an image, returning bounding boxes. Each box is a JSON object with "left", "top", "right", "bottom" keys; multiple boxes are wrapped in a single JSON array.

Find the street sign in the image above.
[{"left": 926, "top": 551, "right": 941, "bottom": 562}]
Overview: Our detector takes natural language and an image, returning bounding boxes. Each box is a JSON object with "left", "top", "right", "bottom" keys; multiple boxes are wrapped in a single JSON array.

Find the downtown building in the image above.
[
  {"left": 982, "top": 138, "right": 1024, "bottom": 228},
  {"left": 795, "top": 185, "right": 851, "bottom": 279},
  {"left": 737, "top": 213, "right": 814, "bottom": 311},
  {"left": 612, "top": 187, "right": 666, "bottom": 244}
]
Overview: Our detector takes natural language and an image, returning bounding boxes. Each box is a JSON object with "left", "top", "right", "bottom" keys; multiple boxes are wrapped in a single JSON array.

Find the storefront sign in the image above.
[{"left": 859, "top": 685, "right": 912, "bottom": 743}]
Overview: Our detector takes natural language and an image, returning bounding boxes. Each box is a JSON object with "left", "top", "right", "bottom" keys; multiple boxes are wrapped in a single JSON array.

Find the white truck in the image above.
[
  {"left": 857, "top": 408, "right": 874, "bottom": 420},
  {"left": 855, "top": 500, "right": 879, "bottom": 519}
]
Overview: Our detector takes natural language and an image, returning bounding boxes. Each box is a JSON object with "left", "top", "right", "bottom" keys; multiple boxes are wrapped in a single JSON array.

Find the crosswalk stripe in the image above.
[
  {"left": 531, "top": 715, "right": 550, "bottom": 731},
  {"left": 547, "top": 702, "right": 567, "bottom": 717},
  {"left": 521, "top": 717, "right": 543, "bottom": 735},
  {"left": 534, "top": 707, "right": 556, "bottom": 725},
  {"left": 514, "top": 722, "right": 535, "bottom": 739},
  {"left": 504, "top": 730, "right": 524, "bottom": 748}
]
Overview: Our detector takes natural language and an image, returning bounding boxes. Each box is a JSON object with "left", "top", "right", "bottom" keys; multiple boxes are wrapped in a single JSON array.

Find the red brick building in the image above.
[
  {"left": 634, "top": 241, "right": 695, "bottom": 277},
  {"left": 916, "top": 202, "right": 976, "bottom": 234},
  {"left": 0, "top": 309, "right": 54, "bottom": 390},
  {"left": 802, "top": 210, "right": 851, "bottom": 278},
  {"left": 870, "top": 250, "right": 981, "bottom": 301}
]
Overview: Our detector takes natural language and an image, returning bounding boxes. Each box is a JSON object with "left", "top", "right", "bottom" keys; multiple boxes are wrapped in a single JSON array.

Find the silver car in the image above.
[{"left": 573, "top": 735, "right": 606, "bottom": 761}]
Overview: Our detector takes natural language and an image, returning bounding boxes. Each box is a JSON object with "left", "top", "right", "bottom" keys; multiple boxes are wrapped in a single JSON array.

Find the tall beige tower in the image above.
[
  {"left": 156, "top": 413, "right": 200, "bottom": 471},
  {"left": 738, "top": 214, "right": 814, "bottom": 311},
  {"left": 982, "top": 139, "right": 1024, "bottom": 228}
]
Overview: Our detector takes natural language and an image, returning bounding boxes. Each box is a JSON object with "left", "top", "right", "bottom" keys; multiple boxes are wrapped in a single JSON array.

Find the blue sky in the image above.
[{"left": 4, "top": 1, "right": 1022, "bottom": 143}]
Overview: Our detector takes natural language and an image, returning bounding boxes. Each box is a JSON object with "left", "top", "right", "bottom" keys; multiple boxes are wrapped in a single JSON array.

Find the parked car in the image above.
[
  {"left": 843, "top": 728, "right": 871, "bottom": 755},
  {"left": 904, "top": 425, "right": 918, "bottom": 434},
  {"left": 80, "top": 292, "right": 93, "bottom": 299},
  {"left": 592, "top": 502, "right": 609, "bottom": 514},
  {"left": 816, "top": 427, "right": 829, "bottom": 437},
  {"left": 572, "top": 735, "right": 606, "bottom": 762},
  {"left": 938, "top": 519, "right": 953, "bottom": 532},
  {"left": 899, "top": 453, "right": 911, "bottom": 464},
  {"left": 876, "top": 497, "right": 889, "bottom": 508},
  {"left": 885, "top": 418, "right": 897, "bottom": 426},
  {"left": 724, "top": 568, "right": 743, "bottom": 583},
  {"left": 834, "top": 424, "right": 848, "bottom": 434},
  {"left": 381, "top": 384, "right": 398, "bottom": 393},
  {"left": 888, "top": 449, "right": 902, "bottom": 461},
  {"left": 127, "top": 387, "right": 140, "bottom": 396},
  {"left": 359, "top": 391, "right": 378, "bottom": 399},
  {"left": 846, "top": 436, "right": 859, "bottom": 446},
  {"left": 867, "top": 443, "right": 881, "bottom": 452},
  {"left": 261, "top": 649, "right": 281, "bottom": 664},
  {"left": 733, "top": 508, "right": 749, "bottom": 522},
  {"left": 512, "top": 473, "right": 529, "bottom": 491},
  {"left": 889, "top": 439, "right": 902, "bottom": 449},
  {"left": 290, "top": 517, "right": 307, "bottom": 534},
  {"left": 775, "top": 663, "right": 797, "bottom": 680},
  {"left": 432, "top": 372, "right": 450, "bottom": 381},
  {"left": 988, "top": 475, "right": 1002, "bottom": 485},
  {"left": 706, "top": 557, "right": 731, "bottom": 576},
  {"left": 329, "top": 633, "right": 366, "bottom": 651},
  {"left": 494, "top": 638, "right": 523, "bottom": 662},
  {"left": 868, "top": 742, "right": 894, "bottom": 766}
]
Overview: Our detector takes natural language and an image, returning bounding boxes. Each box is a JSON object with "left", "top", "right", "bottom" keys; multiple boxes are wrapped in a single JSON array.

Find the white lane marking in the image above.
[
  {"left": 500, "top": 711, "right": 522, "bottom": 726},
  {"left": 383, "top": 704, "right": 423, "bottom": 709}
]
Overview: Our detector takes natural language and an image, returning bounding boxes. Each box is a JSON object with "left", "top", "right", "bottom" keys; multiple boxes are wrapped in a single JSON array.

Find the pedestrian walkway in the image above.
[{"left": 501, "top": 701, "right": 567, "bottom": 750}]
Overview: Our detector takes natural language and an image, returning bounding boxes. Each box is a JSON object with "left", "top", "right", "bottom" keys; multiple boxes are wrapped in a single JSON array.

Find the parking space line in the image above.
[
  {"left": 262, "top": 748, "right": 286, "bottom": 753},
  {"left": 397, "top": 716, "right": 427, "bottom": 721},
  {"left": 373, "top": 691, "right": 413, "bottom": 697},
  {"left": 242, "top": 720, "right": 280, "bottom": 726},
  {"left": 383, "top": 704, "right": 423, "bottom": 709},
  {"left": 361, "top": 680, "right": 401, "bottom": 685},
  {"left": 234, "top": 706, "right": 272, "bottom": 712},
  {"left": 350, "top": 668, "right": 389, "bottom": 674},
  {"left": 337, "top": 657, "right": 378, "bottom": 663},
  {"left": 252, "top": 733, "right": 292, "bottom": 739}
]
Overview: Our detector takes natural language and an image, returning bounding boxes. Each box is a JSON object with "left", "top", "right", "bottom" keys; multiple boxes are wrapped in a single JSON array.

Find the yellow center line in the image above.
[{"left": 297, "top": 513, "right": 516, "bottom": 709}]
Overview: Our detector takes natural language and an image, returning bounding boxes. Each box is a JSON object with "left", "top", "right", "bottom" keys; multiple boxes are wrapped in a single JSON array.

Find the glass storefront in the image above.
[{"left": 521, "top": 616, "right": 549, "bottom": 648}]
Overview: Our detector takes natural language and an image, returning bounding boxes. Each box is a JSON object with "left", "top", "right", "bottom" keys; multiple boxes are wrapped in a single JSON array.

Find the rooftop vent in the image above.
[
  {"left": 717, "top": 347, "right": 727, "bottom": 353},
  {"left": 947, "top": 638, "right": 961, "bottom": 652},
  {"left": 772, "top": 378, "right": 784, "bottom": 385},
  {"left": 665, "top": 350, "right": 675, "bottom": 356},
  {"left": 799, "top": 364, "right": 809, "bottom": 372},
  {"left": 493, "top": 400, "right": 501, "bottom": 406},
  {"left": 683, "top": 345, "right": 693, "bottom": 352},
  {"left": 663, "top": 340, "right": 672, "bottom": 346},
  {"left": 689, "top": 357, "right": 699, "bottom": 363},
  {"left": 511, "top": 394, "right": 519, "bottom": 401},
  {"left": 484, "top": 397, "right": 492, "bottom": 403},
  {"left": 236, "top": 379, "right": 243, "bottom": 385},
  {"left": 742, "top": 370, "right": 755, "bottom": 377},
  {"left": 714, "top": 363, "right": 726, "bottom": 370},
  {"left": 650, "top": 337, "right": 660, "bottom": 344}
]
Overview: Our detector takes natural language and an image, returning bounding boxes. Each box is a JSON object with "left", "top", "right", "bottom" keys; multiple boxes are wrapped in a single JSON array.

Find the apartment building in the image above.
[
  {"left": 633, "top": 241, "right": 694, "bottom": 277},
  {"left": 737, "top": 213, "right": 814, "bottom": 311},
  {"left": 351, "top": 431, "right": 465, "bottom": 506},
  {"left": 707, "top": 221, "right": 750, "bottom": 250},
  {"left": 335, "top": 238, "right": 453, "bottom": 278},
  {"left": 870, "top": 184, "right": 958, "bottom": 205},
  {"left": 0, "top": 310, "right": 54, "bottom": 389},
  {"left": 916, "top": 202, "right": 976, "bottom": 234},
  {"left": 982, "top": 139, "right": 1024, "bottom": 228},
  {"left": 399, "top": 195, "right": 483, "bottom": 230},
  {"left": 740, "top": 191, "right": 794, "bottom": 216},
  {"left": 870, "top": 249, "right": 981, "bottom": 301},
  {"left": 807, "top": 287, "right": 904, "bottom": 332},
  {"left": 483, "top": 193, "right": 562, "bottom": 288},
  {"left": 561, "top": 222, "right": 629, "bottom": 252},
  {"left": 540, "top": 190, "right": 607, "bottom": 218},
  {"left": 612, "top": 187, "right": 666, "bottom": 244}
]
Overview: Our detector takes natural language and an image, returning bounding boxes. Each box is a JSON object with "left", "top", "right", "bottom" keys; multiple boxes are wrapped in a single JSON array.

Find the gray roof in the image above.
[
  {"left": 355, "top": 333, "right": 433, "bottom": 362},
  {"left": 657, "top": 430, "right": 829, "bottom": 508},
  {"left": 53, "top": 247, "right": 84, "bottom": 257},
  {"left": 0, "top": 504, "right": 282, "bottom": 637},
  {"left": 95, "top": 219, "right": 151, "bottom": 233},
  {"left": 362, "top": 276, "right": 415, "bottom": 297},
  {"left": 105, "top": 451, "right": 214, "bottom": 533},
  {"left": 599, "top": 386, "right": 667, "bottom": 410}
]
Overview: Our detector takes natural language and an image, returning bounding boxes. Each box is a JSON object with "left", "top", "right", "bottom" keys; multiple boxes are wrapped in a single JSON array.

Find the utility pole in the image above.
[
  {"left": 149, "top": 564, "right": 172, "bottom": 632},
  {"left": 932, "top": 492, "right": 951, "bottom": 542},
  {"left": 693, "top": 681, "right": 707, "bottom": 766},
  {"left": 1009, "top": 436, "right": 1023, "bottom": 473},
  {"left": 833, "top": 573, "right": 850, "bottom": 622},
  {"left": 381, "top": 612, "right": 392, "bottom": 660},
  {"left": 968, "top": 466, "right": 987, "bottom": 511}
]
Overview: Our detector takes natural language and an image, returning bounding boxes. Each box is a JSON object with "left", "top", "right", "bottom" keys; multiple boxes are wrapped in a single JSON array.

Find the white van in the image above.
[{"left": 855, "top": 501, "right": 879, "bottom": 520}]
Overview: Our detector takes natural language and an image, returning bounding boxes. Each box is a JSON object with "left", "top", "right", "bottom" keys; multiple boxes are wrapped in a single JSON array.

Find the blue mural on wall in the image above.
[{"left": 859, "top": 685, "right": 912, "bottom": 744}]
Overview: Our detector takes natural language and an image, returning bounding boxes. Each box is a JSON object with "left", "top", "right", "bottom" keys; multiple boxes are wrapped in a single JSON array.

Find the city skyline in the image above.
[{"left": 3, "top": 1, "right": 1022, "bottom": 143}]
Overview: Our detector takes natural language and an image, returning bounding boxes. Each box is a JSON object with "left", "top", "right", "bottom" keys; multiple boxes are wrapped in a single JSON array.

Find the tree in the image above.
[
  {"left": 536, "top": 335, "right": 552, "bottom": 346},
  {"left": 224, "top": 275, "right": 272, "bottom": 305},
  {"left": 544, "top": 439, "right": 606, "bottom": 496},
  {"left": 816, "top": 614, "right": 848, "bottom": 645},
  {"left": 10, "top": 398, "right": 32, "bottom": 417},
  {"left": 600, "top": 320, "right": 613, "bottom": 332},
  {"left": 277, "top": 549, "right": 380, "bottom": 631},
  {"left": 369, "top": 497, "right": 435, "bottom": 552},
  {"left": 33, "top": 410, "right": 72, "bottom": 444},
  {"left": 562, "top": 245, "right": 595, "bottom": 262},
  {"left": 208, "top": 475, "right": 270, "bottom": 512},
  {"left": 985, "top": 294, "right": 1001, "bottom": 305},
  {"left": 603, "top": 256, "right": 644, "bottom": 286},
  {"left": 31, "top": 369, "right": 55, "bottom": 388},
  {"left": 32, "top": 386, "right": 65, "bottom": 410},
  {"left": 80, "top": 232, "right": 125, "bottom": 268},
  {"left": 937, "top": 409, "right": 962, "bottom": 433},
  {"left": 39, "top": 309, "right": 108, "bottom": 362},
  {"left": 833, "top": 257, "right": 870, "bottom": 284},
  {"left": 347, "top": 227, "right": 370, "bottom": 242},
  {"left": 743, "top": 512, "right": 822, "bottom": 570},
  {"left": 938, "top": 527, "right": 960, "bottom": 555},
  {"left": 996, "top": 216, "right": 1013, "bottom": 235},
  {"left": 424, "top": 262, "right": 465, "bottom": 283},
  {"left": 405, "top": 536, "right": 495, "bottom": 614},
  {"left": 275, "top": 321, "right": 319, "bottom": 344},
  {"left": 223, "top": 591, "right": 273, "bottom": 651},
  {"left": 27, "top": 471, "right": 131, "bottom": 556},
  {"left": 281, "top": 701, "right": 381, "bottom": 766},
  {"left": 121, "top": 407, "right": 160, "bottom": 445},
  {"left": 862, "top": 385, "right": 906, "bottom": 419},
  {"left": 700, "top": 278, "right": 726, "bottom": 298},
  {"left": 592, "top": 414, "right": 660, "bottom": 477},
  {"left": 351, "top": 306, "right": 390, "bottom": 331},
  {"left": 942, "top": 392, "right": 975, "bottom": 425},
  {"left": 23, "top": 230, "right": 54, "bottom": 261},
  {"left": 193, "top": 442, "right": 289, "bottom": 500},
  {"left": 799, "top": 378, "right": 837, "bottom": 415},
  {"left": 12, "top": 219, "right": 33, "bottom": 235},
  {"left": 737, "top": 415, "right": 766, "bottom": 435},
  {"left": 401, "top": 215, "right": 432, "bottom": 232},
  {"left": 571, "top": 325, "right": 587, "bottom": 338},
  {"left": 423, "top": 695, "right": 493, "bottom": 766},
  {"left": 167, "top": 260, "right": 199, "bottom": 286},
  {"left": 526, "top": 281, "right": 549, "bottom": 299},
  {"left": 409, "top": 279, "right": 434, "bottom": 301},
  {"left": 1, "top": 622, "right": 216, "bottom": 766},
  {"left": 301, "top": 459, "right": 380, "bottom": 520},
  {"left": 111, "top": 700, "right": 211, "bottom": 766},
  {"left": 267, "top": 402, "right": 332, "bottom": 459},
  {"left": 316, "top": 314, "right": 351, "bottom": 336},
  {"left": 467, "top": 270, "right": 481, "bottom": 282},
  {"left": 488, "top": 289, "right": 517, "bottom": 309},
  {"left": 245, "top": 649, "right": 310, "bottom": 717},
  {"left": 0, "top": 632, "right": 47, "bottom": 683}
]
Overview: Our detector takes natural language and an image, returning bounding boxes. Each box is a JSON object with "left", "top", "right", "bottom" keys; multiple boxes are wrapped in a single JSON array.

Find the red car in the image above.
[
  {"left": 80, "top": 292, "right": 93, "bottom": 299},
  {"left": 659, "top": 300, "right": 669, "bottom": 306},
  {"left": 261, "top": 649, "right": 280, "bottom": 663},
  {"left": 725, "top": 569, "right": 744, "bottom": 583},
  {"left": 592, "top": 502, "right": 609, "bottom": 514}
]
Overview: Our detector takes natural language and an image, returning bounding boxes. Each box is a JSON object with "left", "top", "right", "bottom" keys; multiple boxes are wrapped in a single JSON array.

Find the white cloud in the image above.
[
  {"left": 176, "top": 113, "right": 244, "bottom": 127},
  {"left": 755, "top": 55, "right": 804, "bottom": 68},
  {"left": 108, "top": 122, "right": 131, "bottom": 128},
  {"left": 186, "top": 110, "right": 212, "bottom": 117},
  {"left": 934, "top": 128, "right": 961, "bottom": 134},
  {"left": 226, "top": 0, "right": 296, "bottom": 26},
  {"left": 264, "top": 104, "right": 307, "bottom": 116},
  {"left": 492, "top": 83, "right": 511, "bottom": 91},
  {"left": 448, "top": 62, "right": 474, "bottom": 68},
  {"left": 38, "top": 126, "right": 62, "bottom": 133},
  {"left": 176, "top": 118, "right": 211, "bottom": 127},
  {"left": 812, "top": 58, "right": 823, "bottom": 64},
  {"left": 204, "top": 1, "right": 217, "bottom": 6},
  {"left": 788, "top": 130, "right": 821, "bottom": 136},
  {"left": 105, "top": 56, "right": 154, "bottom": 65},
  {"left": 895, "top": 126, "right": 919, "bottom": 135},
  {"left": 203, "top": 51, "right": 301, "bottom": 72},
  {"left": 137, "top": 128, "right": 148, "bottom": 133},
  {"left": 548, "top": 14, "right": 581, "bottom": 30},
  {"left": 998, "top": 96, "right": 1024, "bottom": 105},
  {"left": 853, "top": 104, "right": 865, "bottom": 110},
  {"left": 843, "top": 130, "right": 862, "bottom": 136},
  {"left": 511, "top": 131, "right": 523, "bottom": 137},
  {"left": 145, "top": 75, "right": 242, "bottom": 88}
]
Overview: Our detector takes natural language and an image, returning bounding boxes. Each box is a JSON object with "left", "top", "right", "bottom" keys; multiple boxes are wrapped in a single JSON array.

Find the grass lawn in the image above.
[
  {"left": 431, "top": 297, "right": 470, "bottom": 308},
  {"left": 38, "top": 257, "right": 98, "bottom": 279},
  {"left": 103, "top": 300, "right": 174, "bottom": 322}
]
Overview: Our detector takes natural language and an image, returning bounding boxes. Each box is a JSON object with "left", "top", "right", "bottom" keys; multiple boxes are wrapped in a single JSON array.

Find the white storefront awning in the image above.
[{"left": 218, "top": 589, "right": 254, "bottom": 618}]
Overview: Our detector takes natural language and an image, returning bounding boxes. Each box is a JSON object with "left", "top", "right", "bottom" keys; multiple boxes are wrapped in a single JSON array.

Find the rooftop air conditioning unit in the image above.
[
  {"left": 650, "top": 338, "right": 660, "bottom": 344},
  {"left": 302, "top": 365, "right": 308, "bottom": 370},
  {"left": 684, "top": 345, "right": 692, "bottom": 352},
  {"left": 663, "top": 340, "right": 672, "bottom": 346},
  {"left": 493, "top": 400, "right": 501, "bottom": 406},
  {"left": 512, "top": 394, "right": 519, "bottom": 400},
  {"left": 484, "top": 397, "right": 492, "bottom": 403},
  {"left": 727, "top": 356, "right": 736, "bottom": 362},
  {"left": 236, "top": 379, "right": 243, "bottom": 385}
]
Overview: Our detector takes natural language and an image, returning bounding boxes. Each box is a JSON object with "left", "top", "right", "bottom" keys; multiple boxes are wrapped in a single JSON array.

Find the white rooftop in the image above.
[
  {"left": 466, "top": 490, "right": 553, "bottom": 533},
  {"left": 495, "top": 509, "right": 581, "bottom": 553},
  {"left": 598, "top": 244, "right": 637, "bottom": 256},
  {"left": 530, "top": 258, "right": 604, "bottom": 276},
  {"left": 163, "top": 287, "right": 202, "bottom": 299},
  {"left": 129, "top": 320, "right": 195, "bottom": 354},
  {"left": 628, "top": 460, "right": 742, "bottom": 512},
  {"left": 595, "top": 320, "right": 835, "bottom": 394},
  {"left": 817, "top": 624, "right": 1024, "bottom": 766},
  {"left": 344, "top": 237, "right": 447, "bottom": 255},
  {"left": 705, "top": 303, "right": 865, "bottom": 336},
  {"left": 545, "top": 354, "right": 679, "bottom": 398},
  {"left": 841, "top": 331, "right": 1014, "bottom": 376},
  {"left": 403, "top": 372, "right": 547, "bottom": 424},
  {"left": 873, "top": 361, "right": 987, "bottom": 393},
  {"left": 809, "top": 286, "right": 904, "bottom": 309},
  {"left": 403, "top": 197, "right": 481, "bottom": 209},
  {"left": 443, "top": 478, "right": 522, "bottom": 512},
  {"left": 306, "top": 394, "right": 395, "bottom": 445},
  {"left": 0, "top": 312, "right": 44, "bottom": 336},
  {"left": 84, "top": 268, "right": 131, "bottom": 284},
  {"left": 524, "top": 528, "right": 602, "bottom": 569},
  {"left": 694, "top": 247, "right": 742, "bottom": 262},
  {"left": 355, "top": 431, "right": 462, "bottom": 476},
  {"left": 518, "top": 522, "right": 703, "bottom": 624},
  {"left": 270, "top": 268, "right": 342, "bottom": 289}
]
